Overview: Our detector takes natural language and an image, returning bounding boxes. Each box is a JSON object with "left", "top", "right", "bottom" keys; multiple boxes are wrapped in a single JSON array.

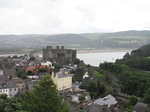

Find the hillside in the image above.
[
  {"left": 116, "top": 43, "right": 150, "bottom": 71},
  {"left": 99, "top": 44, "right": 150, "bottom": 104},
  {"left": 0, "top": 30, "right": 150, "bottom": 53}
]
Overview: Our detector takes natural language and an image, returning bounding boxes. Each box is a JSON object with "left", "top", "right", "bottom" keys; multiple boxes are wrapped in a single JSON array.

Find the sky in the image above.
[{"left": 0, "top": 0, "right": 150, "bottom": 34}]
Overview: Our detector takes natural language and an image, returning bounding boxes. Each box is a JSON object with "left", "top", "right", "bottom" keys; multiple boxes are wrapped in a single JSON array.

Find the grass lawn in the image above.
[{"left": 95, "top": 71, "right": 104, "bottom": 78}]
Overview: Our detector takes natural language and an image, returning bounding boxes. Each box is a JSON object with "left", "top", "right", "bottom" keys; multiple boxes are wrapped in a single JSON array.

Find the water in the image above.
[
  {"left": 0, "top": 51, "right": 129, "bottom": 67},
  {"left": 77, "top": 51, "right": 128, "bottom": 67}
]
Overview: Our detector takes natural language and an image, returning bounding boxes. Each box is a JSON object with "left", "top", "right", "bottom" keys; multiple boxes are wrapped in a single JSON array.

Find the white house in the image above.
[
  {"left": 83, "top": 72, "right": 89, "bottom": 79},
  {"left": 0, "top": 75, "right": 18, "bottom": 97},
  {"left": 41, "top": 61, "right": 53, "bottom": 68}
]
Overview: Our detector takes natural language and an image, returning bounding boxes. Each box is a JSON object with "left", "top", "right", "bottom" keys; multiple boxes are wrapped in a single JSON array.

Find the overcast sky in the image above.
[{"left": 0, "top": 0, "right": 150, "bottom": 34}]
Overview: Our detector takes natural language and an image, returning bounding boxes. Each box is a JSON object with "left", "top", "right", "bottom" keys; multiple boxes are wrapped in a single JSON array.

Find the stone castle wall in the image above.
[{"left": 43, "top": 46, "right": 76, "bottom": 64}]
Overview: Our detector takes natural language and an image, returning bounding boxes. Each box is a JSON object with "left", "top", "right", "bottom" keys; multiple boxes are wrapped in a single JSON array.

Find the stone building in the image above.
[
  {"left": 43, "top": 46, "right": 76, "bottom": 64},
  {"left": 2, "top": 62, "right": 17, "bottom": 78}
]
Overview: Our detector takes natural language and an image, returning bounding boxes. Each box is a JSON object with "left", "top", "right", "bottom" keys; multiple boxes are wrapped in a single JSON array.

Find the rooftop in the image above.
[
  {"left": 94, "top": 94, "right": 117, "bottom": 108},
  {"left": 0, "top": 75, "right": 17, "bottom": 89},
  {"left": 57, "top": 70, "right": 72, "bottom": 78}
]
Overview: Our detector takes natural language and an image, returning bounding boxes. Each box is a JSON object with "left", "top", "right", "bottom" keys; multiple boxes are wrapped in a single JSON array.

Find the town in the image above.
[{"left": 0, "top": 46, "right": 149, "bottom": 112}]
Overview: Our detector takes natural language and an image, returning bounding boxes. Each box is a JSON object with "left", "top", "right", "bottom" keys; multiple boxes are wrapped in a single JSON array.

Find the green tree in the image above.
[
  {"left": 72, "top": 75, "right": 76, "bottom": 83},
  {"left": 87, "top": 81, "right": 98, "bottom": 98},
  {"left": 0, "top": 94, "right": 25, "bottom": 112},
  {"left": 27, "top": 70, "right": 34, "bottom": 75},
  {"left": 74, "top": 58, "right": 80, "bottom": 65},
  {"left": 129, "top": 95, "right": 138, "bottom": 106},
  {"left": 126, "top": 106, "right": 134, "bottom": 112},
  {"left": 29, "top": 57, "right": 35, "bottom": 61},
  {"left": 79, "top": 95, "right": 85, "bottom": 103},
  {"left": 12, "top": 55, "right": 18, "bottom": 58},
  {"left": 144, "top": 88, "right": 150, "bottom": 104},
  {"left": 21, "top": 75, "right": 70, "bottom": 112},
  {"left": 38, "top": 68, "right": 47, "bottom": 72}
]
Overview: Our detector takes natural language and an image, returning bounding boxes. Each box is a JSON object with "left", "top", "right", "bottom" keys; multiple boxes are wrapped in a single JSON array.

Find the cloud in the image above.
[{"left": 0, "top": 0, "right": 150, "bottom": 34}]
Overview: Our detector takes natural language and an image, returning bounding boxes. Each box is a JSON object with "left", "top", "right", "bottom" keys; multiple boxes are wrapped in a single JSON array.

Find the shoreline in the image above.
[
  {"left": 77, "top": 49, "right": 133, "bottom": 54},
  {"left": 0, "top": 49, "right": 133, "bottom": 57}
]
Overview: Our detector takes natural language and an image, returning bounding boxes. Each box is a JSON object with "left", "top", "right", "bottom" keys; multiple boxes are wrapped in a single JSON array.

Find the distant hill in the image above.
[
  {"left": 0, "top": 30, "right": 150, "bottom": 53},
  {"left": 98, "top": 30, "right": 150, "bottom": 37}
]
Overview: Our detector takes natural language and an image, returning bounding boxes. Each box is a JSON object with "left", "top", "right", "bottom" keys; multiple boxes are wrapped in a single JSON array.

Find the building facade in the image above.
[
  {"left": 0, "top": 75, "right": 18, "bottom": 97},
  {"left": 43, "top": 46, "right": 76, "bottom": 64},
  {"left": 51, "top": 69, "right": 72, "bottom": 91}
]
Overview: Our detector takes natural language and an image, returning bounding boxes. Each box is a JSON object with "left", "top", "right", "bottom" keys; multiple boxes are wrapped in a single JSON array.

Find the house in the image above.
[
  {"left": 25, "top": 66, "right": 35, "bottom": 73},
  {"left": 94, "top": 94, "right": 118, "bottom": 108},
  {"left": 26, "top": 80, "right": 39, "bottom": 91},
  {"left": 51, "top": 69, "right": 72, "bottom": 91},
  {"left": 88, "top": 103, "right": 111, "bottom": 112},
  {"left": 0, "top": 75, "right": 18, "bottom": 97},
  {"left": 133, "top": 102, "right": 148, "bottom": 112},
  {"left": 25, "top": 64, "right": 51, "bottom": 75},
  {"left": 41, "top": 61, "right": 53, "bottom": 68},
  {"left": 83, "top": 72, "right": 89, "bottom": 79},
  {"left": 35, "top": 64, "right": 51, "bottom": 75},
  {"left": 12, "top": 77, "right": 26, "bottom": 93},
  {"left": 2, "top": 62, "right": 17, "bottom": 78}
]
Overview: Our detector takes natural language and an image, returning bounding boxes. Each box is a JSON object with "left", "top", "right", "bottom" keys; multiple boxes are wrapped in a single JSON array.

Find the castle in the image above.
[{"left": 43, "top": 46, "right": 76, "bottom": 64}]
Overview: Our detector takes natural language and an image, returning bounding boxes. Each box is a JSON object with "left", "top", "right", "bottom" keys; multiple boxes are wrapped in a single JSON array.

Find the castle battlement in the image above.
[{"left": 43, "top": 46, "right": 76, "bottom": 64}]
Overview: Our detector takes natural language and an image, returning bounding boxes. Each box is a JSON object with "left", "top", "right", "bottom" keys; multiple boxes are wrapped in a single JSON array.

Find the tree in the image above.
[
  {"left": 74, "top": 58, "right": 80, "bottom": 65},
  {"left": 126, "top": 106, "right": 134, "bottom": 112},
  {"left": 0, "top": 94, "right": 25, "bottom": 112},
  {"left": 87, "top": 81, "right": 98, "bottom": 98},
  {"left": 21, "top": 75, "right": 70, "bottom": 112},
  {"left": 129, "top": 95, "right": 138, "bottom": 106},
  {"left": 79, "top": 95, "right": 85, "bottom": 103},
  {"left": 12, "top": 55, "right": 18, "bottom": 58},
  {"left": 29, "top": 57, "right": 35, "bottom": 61},
  {"left": 144, "top": 88, "right": 150, "bottom": 104},
  {"left": 38, "top": 68, "right": 47, "bottom": 72},
  {"left": 27, "top": 70, "right": 34, "bottom": 75}
]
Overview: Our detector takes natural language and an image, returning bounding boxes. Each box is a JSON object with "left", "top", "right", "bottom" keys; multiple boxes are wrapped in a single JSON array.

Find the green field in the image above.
[{"left": 95, "top": 71, "right": 104, "bottom": 78}]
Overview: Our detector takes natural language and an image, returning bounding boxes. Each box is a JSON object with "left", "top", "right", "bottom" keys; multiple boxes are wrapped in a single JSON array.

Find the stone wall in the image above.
[
  {"left": 3, "top": 62, "right": 17, "bottom": 78},
  {"left": 43, "top": 46, "right": 76, "bottom": 64}
]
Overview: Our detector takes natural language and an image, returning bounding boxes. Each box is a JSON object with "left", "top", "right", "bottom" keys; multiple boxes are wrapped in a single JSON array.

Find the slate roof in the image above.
[
  {"left": 0, "top": 75, "right": 17, "bottom": 89},
  {"left": 133, "top": 102, "right": 148, "bottom": 112},
  {"left": 94, "top": 94, "right": 118, "bottom": 108},
  {"left": 57, "top": 70, "right": 71, "bottom": 78},
  {"left": 29, "top": 80, "right": 38, "bottom": 85},
  {"left": 89, "top": 103, "right": 111, "bottom": 112},
  {"left": 0, "top": 70, "right": 3, "bottom": 75}
]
